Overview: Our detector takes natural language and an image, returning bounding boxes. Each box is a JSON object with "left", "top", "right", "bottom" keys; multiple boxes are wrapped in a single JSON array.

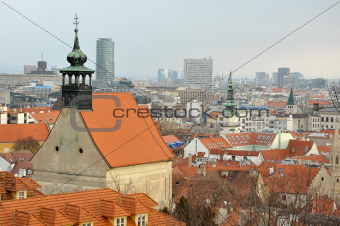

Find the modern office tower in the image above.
[
  {"left": 272, "top": 72, "right": 278, "bottom": 84},
  {"left": 96, "top": 38, "right": 114, "bottom": 86},
  {"left": 158, "top": 69, "right": 168, "bottom": 82},
  {"left": 184, "top": 57, "right": 213, "bottom": 92},
  {"left": 277, "top": 67, "right": 290, "bottom": 87},
  {"left": 24, "top": 65, "right": 37, "bottom": 74},
  {"left": 169, "top": 70, "right": 178, "bottom": 81},
  {"left": 255, "top": 72, "right": 269, "bottom": 86},
  {"left": 311, "top": 78, "right": 328, "bottom": 89}
]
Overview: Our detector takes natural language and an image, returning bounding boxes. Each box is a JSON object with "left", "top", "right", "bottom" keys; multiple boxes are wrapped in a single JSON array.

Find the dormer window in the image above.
[
  {"left": 18, "top": 191, "right": 25, "bottom": 199},
  {"left": 81, "top": 223, "right": 92, "bottom": 226},
  {"left": 116, "top": 217, "right": 125, "bottom": 226},
  {"left": 137, "top": 214, "right": 146, "bottom": 226}
]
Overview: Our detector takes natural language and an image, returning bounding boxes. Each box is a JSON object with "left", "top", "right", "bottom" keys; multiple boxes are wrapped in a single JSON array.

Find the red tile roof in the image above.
[
  {"left": 271, "top": 88, "right": 290, "bottom": 93},
  {"left": 0, "top": 187, "right": 185, "bottom": 226},
  {"left": 268, "top": 101, "right": 287, "bottom": 107},
  {"left": 80, "top": 93, "right": 175, "bottom": 168},
  {"left": 226, "top": 150, "right": 260, "bottom": 157},
  {"left": 291, "top": 155, "right": 329, "bottom": 164},
  {"left": 199, "top": 136, "right": 232, "bottom": 150},
  {"left": 261, "top": 149, "right": 292, "bottom": 162},
  {"left": 308, "top": 100, "right": 330, "bottom": 105},
  {"left": 224, "top": 132, "right": 276, "bottom": 146},
  {"left": 162, "top": 135, "right": 180, "bottom": 143},
  {"left": 320, "top": 129, "right": 340, "bottom": 135},
  {"left": 0, "top": 123, "right": 49, "bottom": 143},
  {"left": 31, "top": 111, "right": 60, "bottom": 124},
  {"left": 317, "top": 146, "right": 331, "bottom": 154},
  {"left": 287, "top": 140, "right": 314, "bottom": 156},
  {"left": 0, "top": 150, "right": 34, "bottom": 175}
]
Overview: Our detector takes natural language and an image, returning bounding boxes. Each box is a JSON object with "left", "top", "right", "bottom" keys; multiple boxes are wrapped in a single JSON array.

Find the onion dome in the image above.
[{"left": 66, "top": 28, "right": 87, "bottom": 66}]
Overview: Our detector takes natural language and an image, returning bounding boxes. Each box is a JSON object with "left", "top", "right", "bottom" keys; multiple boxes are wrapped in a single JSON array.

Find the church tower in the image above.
[
  {"left": 285, "top": 87, "right": 297, "bottom": 114},
  {"left": 331, "top": 119, "right": 340, "bottom": 200},
  {"left": 60, "top": 14, "right": 95, "bottom": 110},
  {"left": 220, "top": 72, "right": 240, "bottom": 134}
]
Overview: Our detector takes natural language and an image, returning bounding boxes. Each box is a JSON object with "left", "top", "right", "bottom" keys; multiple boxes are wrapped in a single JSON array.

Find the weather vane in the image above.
[{"left": 73, "top": 13, "right": 79, "bottom": 30}]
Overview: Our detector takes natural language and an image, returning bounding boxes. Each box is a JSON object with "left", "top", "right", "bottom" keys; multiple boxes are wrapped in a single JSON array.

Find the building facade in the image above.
[
  {"left": 95, "top": 38, "right": 114, "bottom": 86},
  {"left": 255, "top": 72, "right": 269, "bottom": 86},
  {"left": 184, "top": 58, "right": 213, "bottom": 92}
]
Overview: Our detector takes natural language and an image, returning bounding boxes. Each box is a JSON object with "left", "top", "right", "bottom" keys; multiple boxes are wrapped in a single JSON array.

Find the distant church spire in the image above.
[
  {"left": 223, "top": 72, "right": 237, "bottom": 116},
  {"left": 287, "top": 86, "right": 296, "bottom": 106}
]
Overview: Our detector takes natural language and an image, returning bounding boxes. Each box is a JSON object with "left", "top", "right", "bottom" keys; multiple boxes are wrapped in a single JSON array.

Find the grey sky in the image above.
[{"left": 0, "top": 0, "right": 339, "bottom": 79}]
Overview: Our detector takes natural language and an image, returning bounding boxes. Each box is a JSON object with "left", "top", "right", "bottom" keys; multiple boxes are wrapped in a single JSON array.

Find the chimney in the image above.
[
  {"left": 330, "top": 133, "right": 333, "bottom": 139},
  {"left": 18, "top": 168, "right": 26, "bottom": 177},
  {"left": 267, "top": 142, "right": 272, "bottom": 150},
  {"left": 198, "top": 166, "right": 206, "bottom": 176},
  {"left": 248, "top": 151, "right": 251, "bottom": 156},
  {"left": 188, "top": 154, "right": 192, "bottom": 167}
]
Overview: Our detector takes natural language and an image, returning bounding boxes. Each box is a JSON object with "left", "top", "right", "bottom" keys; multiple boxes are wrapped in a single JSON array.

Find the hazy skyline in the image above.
[{"left": 0, "top": 0, "right": 339, "bottom": 79}]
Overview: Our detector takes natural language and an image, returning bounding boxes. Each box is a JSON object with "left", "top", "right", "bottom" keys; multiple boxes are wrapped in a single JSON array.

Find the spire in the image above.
[
  {"left": 66, "top": 14, "right": 87, "bottom": 67},
  {"left": 223, "top": 72, "right": 237, "bottom": 116},
  {"left": 287, "top": 86, "right": 296, "bottom": 105}
]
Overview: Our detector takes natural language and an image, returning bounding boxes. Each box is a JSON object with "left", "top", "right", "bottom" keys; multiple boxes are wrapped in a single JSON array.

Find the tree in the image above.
[
  {"left": 174, "top": 196, "right": 217, "bottom": 226},
  {"left": 12, "top": 136, "right": 41, "bottom": 153}
]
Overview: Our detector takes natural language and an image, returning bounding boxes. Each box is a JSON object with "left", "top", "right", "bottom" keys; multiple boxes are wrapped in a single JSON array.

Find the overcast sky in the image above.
[{"left": 0, "top": 0, "right": 339, "bottom": 79}]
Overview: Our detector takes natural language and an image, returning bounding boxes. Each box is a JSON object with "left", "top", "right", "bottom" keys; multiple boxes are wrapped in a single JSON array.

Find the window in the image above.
[
  {"left": 336, "top": 156, "right": 339, "bottom": 165},
  {"left": 282, "top": 194, "right": 287, "bottom": 200},
  {"left": 81, "top": 223, "right": 92, "bottom": 226},
  {"left": 331, "top": 117, "right": 334, "bottom": 122},
  {"left": 322, "top": 177, "right": 324, "bottom": 181},
  {"left": 116, "top": 217, "right": 125, "bottom": 226},
  {"left": 18, "top": 191, "right": 25, "bottom": 199},
  {"left": 137, "top": 214, "right": 146, "bottom": 226}
]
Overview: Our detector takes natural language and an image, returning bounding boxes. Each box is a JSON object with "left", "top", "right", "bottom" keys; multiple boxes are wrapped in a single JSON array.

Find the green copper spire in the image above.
[
  {"left": 60, "top": 14, "right": 94, "bottom": 73},
  {"left": 223, "top": 72, "right": 237, "bottom": 116},
  {"left": 287, "top": 86, "right": 296, "bottom": 105}
]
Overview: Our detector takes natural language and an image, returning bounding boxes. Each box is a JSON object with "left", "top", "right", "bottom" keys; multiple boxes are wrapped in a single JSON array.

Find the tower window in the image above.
[
  {"left": 336, "top": 155, "right": 339, "bottom": 165},
  {"left": 321, "top": 177, "right": 324, "bottom": 181},
  {"left": 79, "top": 148, "right": 83, "bottom": 155},
  {"left": 55, "top": 146, "right": 59, "bottom": 153}
]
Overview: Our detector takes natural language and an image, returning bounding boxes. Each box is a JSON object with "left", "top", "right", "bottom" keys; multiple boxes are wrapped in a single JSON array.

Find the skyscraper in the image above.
[
  {"left": 255, "top": 72, "right": 269, "bottom": 86},
  {"left": 95, "top": 38, "right": 114, "bottom": 86},
  {"left": 158, "top": 69, "right": 168, "bottom": 82},
  {"left": 277, "top": 67, "right": 290, "bottom": 87},
  {"left": 184, "top": 57, "right": 213, "bottom": 92}
]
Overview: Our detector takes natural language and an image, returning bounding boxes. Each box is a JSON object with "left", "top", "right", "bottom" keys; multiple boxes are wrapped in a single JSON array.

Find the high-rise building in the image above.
[
  {"left": 255, "top": 72, "right": 269, "bottom": 86},
  {"left": 158, "top": 69, "right": 168, "bottom": 82},
  {"left": 184, "top": 57, "right": 213, "bottom": 92},
  {"left": 277, "top": 67, "right": 290, "bottom": 87},
  {"left": 169, "top": 70, "right": 178, "bottom": 81},
  {"left": 24, "top": 65, "right": 37, "bottom": 74},
  {"left": 95, "top": 38, "right": 114, "bottom": 86}
]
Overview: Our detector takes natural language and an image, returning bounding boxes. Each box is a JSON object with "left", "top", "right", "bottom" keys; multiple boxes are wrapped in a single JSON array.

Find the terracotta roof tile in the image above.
[
  {"left": 64, "top": 203, "right": 97, "bottom": 223},
  {"left": 291, "top": 155, "right": 329, "bottom": 164},
  {"left": 80, "top": 93, "right": 175, "bottom": 168},
  {"left": 224, "top": 132, "right": 276, "bottom": 147},
  {"left": 0, "top": 123, "right": 49, "bottom": 143},
  {"left": 317, "top": 146, "right": 331, "bottom": 154},
  {"left": 308, "top": 100, "right": 330, "bottom": 105},
  {"left": 162, "top": 135, "right": 180, "bottom": 143},
  {"left": 31, "top": 110, "right": 60, "bottom": 124},
  {"left": 0, "top": 188, "right": 185, "bottom": 226},
  {"left": 199, "top": 136, "right": 232, "bottom": 150}
]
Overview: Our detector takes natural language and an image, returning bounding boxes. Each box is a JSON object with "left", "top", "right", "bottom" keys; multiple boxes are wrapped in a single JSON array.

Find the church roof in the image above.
[
  {"left": 286, "top": 87, "right": 296, "bottom": 105},
  {"left": 80, "top": 93, "right": 174, "bottom": 168}
]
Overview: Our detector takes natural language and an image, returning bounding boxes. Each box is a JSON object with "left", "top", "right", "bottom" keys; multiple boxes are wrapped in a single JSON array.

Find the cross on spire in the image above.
[{"left": 73, "top": 14, "right": 79, "bottom": 31}]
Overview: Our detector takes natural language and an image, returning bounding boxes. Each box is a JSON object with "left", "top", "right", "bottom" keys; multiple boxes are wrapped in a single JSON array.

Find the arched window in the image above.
[
  {"left": 336, "top": 155, "right": 339, "bottom": 165},
  {"left": 331, "top": 117, "right": 334, "bottom": 122},
  {"left": 322, "top": 117, "right": 324, "bottom": 122},
  {"left": 326, "top": 117, "right": 329, "bottom": 122}
]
